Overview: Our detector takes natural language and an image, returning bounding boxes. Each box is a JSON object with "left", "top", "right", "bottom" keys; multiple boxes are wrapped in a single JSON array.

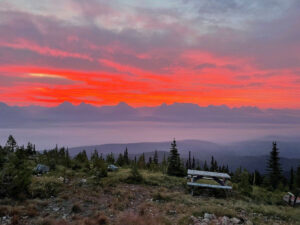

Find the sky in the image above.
[{"left": 1, "top": 0, "right": 300, "bottom": 108}]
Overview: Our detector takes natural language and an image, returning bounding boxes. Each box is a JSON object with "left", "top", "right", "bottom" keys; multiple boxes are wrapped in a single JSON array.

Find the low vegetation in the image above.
[{"left": 0, "top": 135, "right": 299, "bottom": 224}]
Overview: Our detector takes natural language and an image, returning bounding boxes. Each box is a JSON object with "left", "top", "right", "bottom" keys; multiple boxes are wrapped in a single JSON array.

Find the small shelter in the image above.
[
  {"left": 34, "top": 164, "right": 50, "bottom": 174},
  {"left": 107, "top": 164, "right": 119, "bottom": 172},
  {"left": 187, "top": 169, "right": 232, "bottom": 193}
]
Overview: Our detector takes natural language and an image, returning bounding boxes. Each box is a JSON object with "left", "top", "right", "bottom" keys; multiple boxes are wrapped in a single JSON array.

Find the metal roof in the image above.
[{"left": 187, "top": 169, "right": 231, "bottom": 179}]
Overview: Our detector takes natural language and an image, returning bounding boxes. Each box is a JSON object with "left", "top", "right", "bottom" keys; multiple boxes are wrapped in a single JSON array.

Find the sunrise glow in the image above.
[{"left": 0, "top": 1, "right": 299, "bottom": 108}]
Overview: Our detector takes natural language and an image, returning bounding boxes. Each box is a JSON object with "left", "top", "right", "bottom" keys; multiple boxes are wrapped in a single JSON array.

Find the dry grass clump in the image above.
[
  {"left": 71, "top": 202, "right": 82, "bottom": 214},
  {"left": 192, "top": 204, "right": 238, "bottom": 218},
  {"left": 32, "top": 217, "right": 55, "bottom": 225},
  {"left": 11, "top": 215, "right": 20, "bottom": 225},
  {"left": 116, "top": 212, "right": 164, "bottom": 225},
  {"left": 0, "top": 205, "right": 10, "bottom": 216},
  {"left": 76, "top": 213, "right": 109, "bottom": 225}
]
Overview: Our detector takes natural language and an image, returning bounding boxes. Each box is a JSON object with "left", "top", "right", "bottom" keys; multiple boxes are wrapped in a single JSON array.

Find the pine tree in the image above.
[
  {"left": 192, "top": 157, "right": 195, "bottom": 169},
  {"left": 117, "top": 153, "right": 124, "bottom": 166},
  {"left": 267, "top": 142, "right": 282, "bottom": 189},
  {"left": 91, "top": 150, "right": 99, "bottom": 167},
  {"left": 148, "top": 156, "right": 153, "bottom": 165},
  {"left": 210, "top": 156, "right": 218, "bottom": 172},
  {"left": 289, "top": 167, "right": 294, "bottom": 190},
  {"left": 167, "top": 139, "right": 185, "bottom": 177},
  {"left": 153, "top": 150, "right": 158, "bottom": 165},
  {"left": 203, "top": 160, "right": 209, "bottom": 171},
  {"left": 137, "top": 153, "right": 146, "bottom": 169},
  {"left": 106, "top": 153, "right": 115, "bottom": 164},
  {"left": 124, "top": 147, "right": 129, "bottom": 165},
  {"left": 162, "top": 153, "right": 167, "bottom": 174},
  {"left": 196, "top": 162, "right": 201, "bottom": 170},
  {"left": 0, "top": 149, "right": 31, "bottom": 198},
  {"left": 5, "top": 135, "right": 17, "bottom": 152},
  {"left": 64, "top": 149, "right": 71, "bottom": 168},
  {"left": 296, "top": 166, "right": 300, "bottom": 188},
  {"left": 188, "top": 151, "right": 192, "bottom": 169},
  {"left": 91, "top": 150, "right": 99, "bottom": 161},
  {"left": 252, "top": 170, "right": 263, "bottom": 186}
]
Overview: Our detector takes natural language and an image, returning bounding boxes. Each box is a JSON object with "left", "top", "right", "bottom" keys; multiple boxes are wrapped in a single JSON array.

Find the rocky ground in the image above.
[{"left": 0, "top": 169, "right": 299, "bottom": 225}]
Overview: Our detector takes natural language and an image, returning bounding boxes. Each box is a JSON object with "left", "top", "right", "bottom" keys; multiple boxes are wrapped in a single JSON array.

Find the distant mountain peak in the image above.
[
  {"left": 117, "top": 101, "right": 129, "bottom": 106},
  {"left": 56, "top": 101, "right": 75, "bottom": 109},
  {"left": 0, "top": 102, "right": 8, "bottom": 108}
]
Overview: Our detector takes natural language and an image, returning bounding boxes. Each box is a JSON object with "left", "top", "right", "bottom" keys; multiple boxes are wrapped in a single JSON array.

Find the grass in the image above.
[{"left": 0, "top": 168, "right": 299, "bottom": 225}]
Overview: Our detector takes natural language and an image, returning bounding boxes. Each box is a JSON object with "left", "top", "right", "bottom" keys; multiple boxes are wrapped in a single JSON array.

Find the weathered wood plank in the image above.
[
  {"left": 187, "top": 182, "right": 232, "bottom": 190},
  {"left": 187, "top": 170, "right": 231, "bottom": 179}
]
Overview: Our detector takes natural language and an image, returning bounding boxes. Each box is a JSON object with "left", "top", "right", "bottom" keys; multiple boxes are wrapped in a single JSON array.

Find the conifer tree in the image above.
[
  {"left": 162, "top": 153, "right": 167, "bottom": 173},
  {"left": 106, "top": 153, "right": 115, "bottom": 164},
  {"left": 188, "top": 151, "right": 192, "bottom": 169},
  {"left": 289, "top": 167, "right": 294, "bottom": 190},
  {"left": 192, "top": 156, "right": 195, "bottom": 169},
  {"left": 203, "top": 160, "right": 209, "bottom": 171},
  {"left": 252, "top": 170, "right": 263, "bottom": 186},
  {"left": 137, "top": 153, "right": 146, "bottom": 169},
  {"left": 210, "top": 156, "right": 218, "bottom": 172},
  {"left": 64, "top": 149, "right": 71, "bottom": 168},
  {"left": 296, "top": 166, "right": 300, "bottom": 188},
  {"left": 153, "top": 150, "right": 158, "bottom": 165},
  {"left": 196, "top": 162, "right": 201, "bottom": 170},
  {"left": 117, "top": 153, "right": 124, "bottom": 166},
  {"left": 91, "top": 150, "right": 99, "bottom": 161},
  {"left": 5, "top": 135, "right": 17, "bottom": 152},
  {"left": 91, "top": 150, "right": 99, "bottom": 167},
  {"left": 124, "top": 147, "right": 129, "bottom": 165},
  {"left": 148, "top": 156, "right": 153, "bottom": 165},
  {"left": 167, "top": 139, "right": 185, "bottom": 176},
  {"left": 267, "top": 142, "right": 282, "bottom": 189}
]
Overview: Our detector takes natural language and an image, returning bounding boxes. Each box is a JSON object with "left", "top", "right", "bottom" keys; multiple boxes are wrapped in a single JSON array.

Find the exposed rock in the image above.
[
  {"left": 221, "top": 216, "right": 230, "bottom": 225},
  {"left": 245, "top": 221, "right": 253, "bottom": 225},
  {"left": 80, "top": 179, "right": 87, "bottom": 184},
  {"left": 202, "top": 218, "right": 210, "bottom": 223},
  {"left": 204, "top": 213, "right": 216, "bottom": 220},
  {"left": 231, "top": 217, "right": 241, "bottom": 224}
]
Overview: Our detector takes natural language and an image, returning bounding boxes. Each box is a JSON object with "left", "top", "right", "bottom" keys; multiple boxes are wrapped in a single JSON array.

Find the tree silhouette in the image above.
[
  {"left": 289, "top": 167, "right": 294, "bottom": 190},
  {"left": 153, "top": 150, "right": 158, "bottom": 165},
  {"left": 167, "top": 139, "right": 185, "bottom": 177},
  {"left": 192, "top": 156, "right": 195, "bottom": 169},
  {"left": 267, "top": 142, "right": 282, "bottom": 189},
  {"left": 124, "top": 147, "right": 129, "bottom": 165},
  {"left": 137, "top": 153, "right": 146, "bottom": 169},
  {"left": 6, "top": 135, "right": 17, "bottom": 152},
  {"left": 203, "top": 160, "right": 209, "bottom": 171}
]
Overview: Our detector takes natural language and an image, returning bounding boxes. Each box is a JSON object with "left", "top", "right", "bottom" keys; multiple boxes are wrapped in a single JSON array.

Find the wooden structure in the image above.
[
  {"left": 187, "top": 169, "right": 232, "bottom": 192},
  {"left": 283, "top": 192, "right": 300, "bottom": 206}
]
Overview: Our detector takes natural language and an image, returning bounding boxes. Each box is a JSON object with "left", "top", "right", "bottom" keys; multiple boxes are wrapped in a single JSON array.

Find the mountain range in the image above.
[
  {"left": 1, "top": 101, "right": 300, "bottom": 127},
  {"left": 69, "top": 139, "right": 300, "bottom": 173}
]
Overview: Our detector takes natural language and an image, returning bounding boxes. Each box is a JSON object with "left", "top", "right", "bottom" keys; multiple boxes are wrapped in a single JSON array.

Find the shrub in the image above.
[
  {"left": 238, "top": 170, "right": 253, "bottom": 197},
  {"left": 124, "top": 166, "right": 144, "bottom": 184},
  {"left": 29, "top": 177, "right": 62, "bottom": 198},
  {"left": 0, "top": 154, "right": 32, "bottom": 199}
]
